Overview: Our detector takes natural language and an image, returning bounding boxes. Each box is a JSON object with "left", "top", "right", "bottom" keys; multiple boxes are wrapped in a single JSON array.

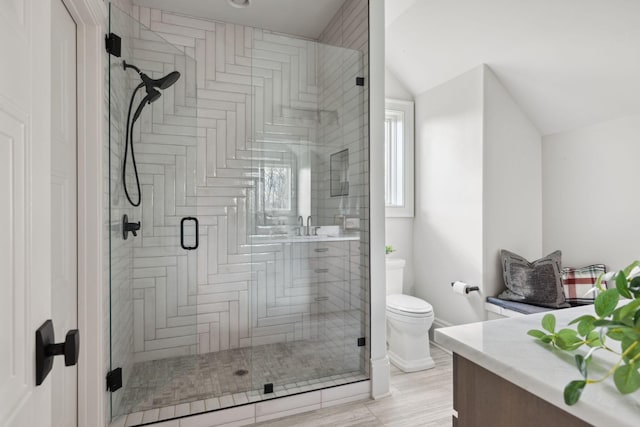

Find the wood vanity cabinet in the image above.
[{"left": 453, "top": 354, "right": 590, "bottom": 427}]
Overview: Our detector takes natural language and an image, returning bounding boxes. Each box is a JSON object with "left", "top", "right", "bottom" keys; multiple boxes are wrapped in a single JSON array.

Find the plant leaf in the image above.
[
  {"left": 616, "top": 272, "right": 632, "bottom": 299},
  {"left": 613, "top": 363, "right": 640, "bottom": 394},
  {"left": 556, "top": 329, "right": 583, "bottom": 350},
  {"left": 542, "top": 313, "right": 556, "bottom": 333},
  {"left": 618, "top": 299, "right": 640, "bottom": 322},
  {"left": 564, "top": 380, "right": 586, "bottom": 405},
  {"left": 586, "top": 330, "right": 603, "bottom": 347},
  {"left": 594, "top": 289, "right": 620, "bottom": 318},
  {"left": 594, "top": 273, "right": 605, "bottom": 292},
  {"left": 607, "top": 327, "right": 629, "bottom": 341},
  {"left": 623, "top": 261, "right": 640, "bottom": 277},
  {"left": 592, "top": 319, "right": 623, "bottom": 327},
  {"left": 622, "top": 328, "right": 640, "bottom": 341},
  {"left": 569, "top": 314, "right": 595, "bottom": 326},
  {"left": 630, "top": 277, "right": 640, "bottom": 298},
  {"left": 577, "top": 316, "right": 596, "bottom": 337},
  {"left": 527, "top": 329, "right": 547, "bottom": 340},
  {"left": 621, "top": 338, "right": 640, "bottom": 363},
  {"left": 575, "top": 354, "right": 588, "bottom": 378}
]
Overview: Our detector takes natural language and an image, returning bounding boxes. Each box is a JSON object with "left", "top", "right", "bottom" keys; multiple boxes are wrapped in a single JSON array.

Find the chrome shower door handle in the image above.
[{"left": 180, "top": 217, "right": 199, "bottom": 250}]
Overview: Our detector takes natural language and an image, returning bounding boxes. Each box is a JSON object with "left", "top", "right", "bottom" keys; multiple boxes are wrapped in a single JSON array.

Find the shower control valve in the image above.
[{"left": 122, "top": 214, "right": 141, "bottom": 240}]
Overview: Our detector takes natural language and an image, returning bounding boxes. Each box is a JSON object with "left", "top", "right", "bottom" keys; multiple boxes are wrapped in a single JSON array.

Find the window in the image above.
[
  {"left": 262, "top": 166, "right": 292, "bottom": 211},
  {"left": 385, "top": 99, "right": 414, "bottom": 217}
]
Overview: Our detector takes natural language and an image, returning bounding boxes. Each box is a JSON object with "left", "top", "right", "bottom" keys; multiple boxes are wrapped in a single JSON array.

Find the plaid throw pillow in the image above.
[{"left": 562, "top": 264, "right": 607, "bottom": 300}]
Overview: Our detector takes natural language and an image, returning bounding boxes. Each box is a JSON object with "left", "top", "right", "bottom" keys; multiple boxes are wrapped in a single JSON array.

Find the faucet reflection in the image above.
[{"left": 306, "top": 215, "right": 313, "bottom": 236}]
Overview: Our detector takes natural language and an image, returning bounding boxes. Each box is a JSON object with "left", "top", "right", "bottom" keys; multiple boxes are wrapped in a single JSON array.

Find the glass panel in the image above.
[
  {"left": 108, "top": 5, "right": 369, "bottom": 422},
  {"left": 317, "top": 44, "right": 368, "bottom": 381},
  {"left": 108, "top": 4, "right": 198, "bottom": 419},
  {"left": 250, "top": 35, "right": 368, "bottom": 397}
]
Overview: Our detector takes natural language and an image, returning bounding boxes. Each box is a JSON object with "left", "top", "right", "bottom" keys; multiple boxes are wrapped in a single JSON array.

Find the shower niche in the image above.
[{"left": 107, "top": 1, "right": 370, "bottom": 423}]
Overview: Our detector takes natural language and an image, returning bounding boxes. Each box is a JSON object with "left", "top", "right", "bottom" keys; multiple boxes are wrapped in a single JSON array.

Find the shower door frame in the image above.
[{"left": 61, "top": 0, "right": 109, "bottom": 426}]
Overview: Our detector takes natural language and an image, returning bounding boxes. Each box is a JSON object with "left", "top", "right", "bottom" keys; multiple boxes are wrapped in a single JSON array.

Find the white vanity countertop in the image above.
[
  {"left": 249, "top": 234, "right": 360, "bottom": 244},
  {"left": 435, "top": 305, "right": 640, "bottom": 427}
]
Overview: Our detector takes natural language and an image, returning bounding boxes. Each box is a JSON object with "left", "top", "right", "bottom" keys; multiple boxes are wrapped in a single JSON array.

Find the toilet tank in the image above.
[{"left": 385, "top": 258, "right": 406, "bottom": 295}]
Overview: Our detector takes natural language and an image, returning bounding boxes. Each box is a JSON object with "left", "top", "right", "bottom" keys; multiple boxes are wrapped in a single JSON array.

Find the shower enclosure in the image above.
[{"left": 107, "top": 3, "right": 370, "bottom": 423}]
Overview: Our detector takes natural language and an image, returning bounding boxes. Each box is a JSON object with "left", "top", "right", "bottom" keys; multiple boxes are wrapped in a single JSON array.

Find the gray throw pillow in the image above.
[{"left": 498, "top": 250, "right": 569, "bottom": 309}]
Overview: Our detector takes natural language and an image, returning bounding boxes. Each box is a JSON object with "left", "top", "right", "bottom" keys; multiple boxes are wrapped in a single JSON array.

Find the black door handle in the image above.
[
  {"left": 180, "top": 217, "right": 199, "bottom": 250},
  {"left": 35, "top": 320, "right": 80, "bottom": 386}
]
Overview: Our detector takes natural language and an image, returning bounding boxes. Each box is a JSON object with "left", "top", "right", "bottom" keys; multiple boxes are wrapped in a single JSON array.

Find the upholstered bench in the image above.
[
  {"left": 489, "top": 249, "right": 606, "bottom": 320},
  {"left": 485, "top": 297, "right": 594, "bottom": 320}
]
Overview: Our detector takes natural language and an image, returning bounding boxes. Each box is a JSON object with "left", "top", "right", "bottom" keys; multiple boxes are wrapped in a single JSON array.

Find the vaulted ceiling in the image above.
[{"left": 385, "top": 0, "right": 640, "bottom": 135}]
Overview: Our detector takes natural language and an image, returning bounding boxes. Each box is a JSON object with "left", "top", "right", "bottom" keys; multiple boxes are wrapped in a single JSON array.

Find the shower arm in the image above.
[{"left": 123, "top": 60, "right": 142, "bottom": 74}]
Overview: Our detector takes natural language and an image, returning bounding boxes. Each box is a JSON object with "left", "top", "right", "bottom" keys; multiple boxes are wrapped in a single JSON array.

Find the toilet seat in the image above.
[{"left": 386, "top": 294, "right": 433, "bottom": 317}]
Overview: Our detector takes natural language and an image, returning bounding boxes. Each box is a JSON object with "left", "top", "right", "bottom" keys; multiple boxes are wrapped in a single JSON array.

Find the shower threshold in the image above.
[{"left": 115, "top": 339, "right": 368, "bottom": 419}]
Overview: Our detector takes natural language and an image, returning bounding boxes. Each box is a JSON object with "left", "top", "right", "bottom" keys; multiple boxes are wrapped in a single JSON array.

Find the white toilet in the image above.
[{"left": 385, "top": 258, "right": 435, "bottom": 372}]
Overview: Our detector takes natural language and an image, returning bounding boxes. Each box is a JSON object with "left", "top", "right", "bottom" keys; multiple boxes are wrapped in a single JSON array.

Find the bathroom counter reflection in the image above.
[{"left": 250, "top": 234, "right": 360, "bottom": 244}]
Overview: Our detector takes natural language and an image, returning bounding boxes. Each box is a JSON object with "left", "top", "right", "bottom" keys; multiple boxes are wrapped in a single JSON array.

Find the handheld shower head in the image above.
[
  {"left": 141, "top": 71, "right": 181, "bottom": 90},
  {"left": 132, "top": 88, "right": 161, "bottom": 123},
  {"left": 123, "top": 60, "right": 181, "bottom": 95},
  {"left": 122, "top": 60, "right": 182, "bottom": 207}
]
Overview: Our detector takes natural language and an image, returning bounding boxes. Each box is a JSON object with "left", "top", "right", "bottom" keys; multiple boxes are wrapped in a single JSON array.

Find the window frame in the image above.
[{"left": 385, "top": 98, "right": 415, "bottom": 218}]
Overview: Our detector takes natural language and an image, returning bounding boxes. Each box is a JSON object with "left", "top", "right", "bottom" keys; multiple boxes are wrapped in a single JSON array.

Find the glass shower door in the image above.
[
  {"left": 108, "top": 4, "right": 199, "bottom": 418},
  {"left": 249, "top": 33, "right": 368, "bottom": 397}
]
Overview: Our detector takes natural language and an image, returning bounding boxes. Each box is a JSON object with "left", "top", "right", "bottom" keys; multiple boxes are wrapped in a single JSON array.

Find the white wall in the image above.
[
  {"left": 413, "top": 66, "right": 485, "bottom": 325},
  {"left": 413, "top": 65, "right": 544, "bottom": 326},
  {"left": 384, "top": 66, "right": 415, "bottom": 292},
  {"left": 385, "top": 66, "right": 412, "bottom": 100},
  {"left": 483, "top": 66, "right": 542, "bottom": 299},
  {"left": 384, "top": 218, "right": 415, "bottom": 292},
  {"left": 542, "top": 114, "right": 640, "bottom": 271}
]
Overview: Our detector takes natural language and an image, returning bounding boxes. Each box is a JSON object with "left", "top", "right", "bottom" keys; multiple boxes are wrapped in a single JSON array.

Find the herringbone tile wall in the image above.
[
  {"left": 107, "top": 1, "right": 369, "bottom": 419},
  {"left": 109, "top": 0, "right": 368, "bottom": 384}
]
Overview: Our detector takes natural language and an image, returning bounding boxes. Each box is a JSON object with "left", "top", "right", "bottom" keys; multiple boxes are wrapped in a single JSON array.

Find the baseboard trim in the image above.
[
  {"left": 433, "top": 317, "right": 454, "bottom": 329},
  {"left": 430, "top": 340, "right": 452, "bottom": 355},
  {"left": 370, "top": 356, "right": 391, "bottom": 399},
  {"left": 430, "top": 317, "right": 454, "bottom": 354}
]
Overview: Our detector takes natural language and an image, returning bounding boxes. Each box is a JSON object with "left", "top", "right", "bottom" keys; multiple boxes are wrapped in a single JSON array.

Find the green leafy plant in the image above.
[
  {"left": 385, "top": 245, "right": 395, "bottom": 255},
  {"left": 528, "top": 260, "right": 640, "bottom": 405}
]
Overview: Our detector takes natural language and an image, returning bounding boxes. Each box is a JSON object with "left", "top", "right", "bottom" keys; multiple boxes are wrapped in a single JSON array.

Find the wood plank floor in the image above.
[{"left": 254, "top": 345, "right": 453, "bottom": 427}]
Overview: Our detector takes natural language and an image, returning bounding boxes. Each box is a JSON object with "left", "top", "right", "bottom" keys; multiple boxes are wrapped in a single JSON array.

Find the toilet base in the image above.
[{"left": 388, "top": 350, "right": 435, "bottom": 372}]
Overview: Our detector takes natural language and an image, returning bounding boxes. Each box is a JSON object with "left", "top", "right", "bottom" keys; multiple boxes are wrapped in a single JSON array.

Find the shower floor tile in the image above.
[{"left": 116, "top": 335, "right": 366, "bottom": 417}]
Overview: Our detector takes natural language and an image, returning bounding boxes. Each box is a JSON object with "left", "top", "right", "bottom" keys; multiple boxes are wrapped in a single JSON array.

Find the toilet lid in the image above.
[{"left": 387, "top": 294, "right": 433, "bottom": 314}]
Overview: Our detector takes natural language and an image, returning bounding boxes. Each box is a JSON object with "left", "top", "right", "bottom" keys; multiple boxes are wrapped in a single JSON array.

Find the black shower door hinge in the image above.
[
  {"left": 105, "top": 32, "right": 122, "bottom": 57},
  {"left": 356, "top": 77, "right": 365, "bottom": 86},
  {"left": 357, "top": 337, "right": 366, "bottom": 347},
  {"left": 106, "top": 367, "right": 123, "bottom": 392}
]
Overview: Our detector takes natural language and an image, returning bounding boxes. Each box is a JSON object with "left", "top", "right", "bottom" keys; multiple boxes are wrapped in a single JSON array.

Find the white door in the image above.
[
  {"left": 51, "top": 0, "right": 78, "bottom": 425},
  {"left": 0, "top": 0, "right": 52, "bottom": 426},
  {"left": 0, "top": 0, "right": 76, "bottom": 426}
]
